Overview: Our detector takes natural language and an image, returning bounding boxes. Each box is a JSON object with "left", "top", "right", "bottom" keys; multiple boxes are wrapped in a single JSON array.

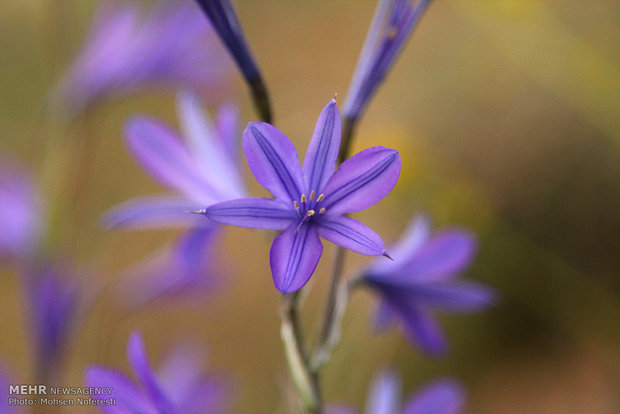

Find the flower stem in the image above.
[
  {"left": 281, "top": 291, "right": 323, "bottom": 414},
  {"left": 311, "top": 114, "right": 359, "bottom": 371},
  {"left": 249, "top": 75, "right": 273, "bottom": 123},
  {"left": 338, "top": 115, "right": 358, "bottom": 164}
]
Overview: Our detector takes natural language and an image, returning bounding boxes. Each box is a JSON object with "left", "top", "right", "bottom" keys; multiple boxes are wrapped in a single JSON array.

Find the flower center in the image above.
[{"left": 293, "top": 190, "right": 326, "bottom": 232}]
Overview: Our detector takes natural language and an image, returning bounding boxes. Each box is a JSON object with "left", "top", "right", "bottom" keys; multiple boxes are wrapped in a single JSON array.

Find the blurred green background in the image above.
[{"left": 1, "top": 0, "right": 619, "bottom": 412}]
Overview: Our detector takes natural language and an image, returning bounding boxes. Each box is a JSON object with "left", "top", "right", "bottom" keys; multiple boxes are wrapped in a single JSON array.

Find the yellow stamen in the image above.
[
  {"left": 307, "top": 210, "right": 315, "bottom": 216},
  {"left": 316, "top": 194, "right": 324, "bottom": 202},
  {"left": 294, "top": 201, "right": 300, "bottom": 209},
  {"left": 319, "top": 208, "right": 326, "bottom": 214},
  {"left": 309, "top": 190, "right": 316, "bottom": 201},
  {"left": 301, "top": 194, "right": 307, "bottom": 203}
]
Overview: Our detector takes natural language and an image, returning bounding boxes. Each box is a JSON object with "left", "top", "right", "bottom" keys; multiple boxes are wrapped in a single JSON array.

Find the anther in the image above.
[
  {"left": 319, "top": 207, "right": 326, "bottom": 214},
  {"left": 309, "top": 190, "right": 316, "bottom": 201},
  {"left": 307, "top": 210, "right": 315, "bottom": 217},
  {"left": 301, "top": 194, "right": 307, "bottom": 203},
  {"left": 316, "top": 194, "right": 324, "bottom": 202}
]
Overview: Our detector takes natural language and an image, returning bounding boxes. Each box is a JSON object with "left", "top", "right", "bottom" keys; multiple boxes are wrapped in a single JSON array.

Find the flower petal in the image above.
[
  {"left": 0, "top": 160, "right": 43, "bottom": 258},
  {"left": 85, "top": 366, "right": 156, "bottom": 414},
  {"left": 125, "top": 117, "right": 219, "bottom": 203},
  {"left": 204, "top": 197, "right": 296, "bottom": 230},
  {"left": 412, "top": 282, "right": 497, "bottom": 312},
  {"left": 127, "top": 332, "right": 173, "bottom": 412},
  {"left": 381, "top": 291, "right": 448, "bottom": 355},
  {"left": 177, "top": 90, "right": 244, "bottom": 198},
  {"left": 403, "top": 378, "right": 466, "bottom": 414},
  {"left": 366, "top": 370, "right": 402, "bottom": 414},
  {"left": 115, "top": 227, "right": 220, "bottom": 309},
  {"left": 303, "top": 99, "right": 341, "bottom": 192},
  {"left": 402, "top": 230, "right": 477, "bottom": 283},
  {"left": 217, "top": 103, "right": 240, "bottom": 164},
  {"left": 102, "top": 196, "right": 204, "bottom": 230},
  {"left": 322, "top": 147, "right": 400, "bottom": 214},
  {"left": 243, "top": 122, "right": 305, "bottom": 202},
  {"left": 270, "top": 222, "right": 322, "bottom": 293},
  {"left": 317, "top": 215, "right": 385, "bottom": 256},
  {"left": 366, "top": 215, "right": 432, "bottom": 276}
]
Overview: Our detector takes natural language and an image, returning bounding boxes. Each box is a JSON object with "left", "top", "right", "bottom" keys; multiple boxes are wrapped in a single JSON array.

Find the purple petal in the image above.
[
  {"left": 102, "top": 196, "right": 204, "bottom": 230},
  {"left": 401, "top": 230, "right": 477, "bottom": 283},
  {"left": 25, "top": 262, "right": 80, "bottom": 378},
  {"left": 179, "top": 377, "right": 232, "bottom": 414},
  {"left": 412, "top": 282, "right": 497, "bottom": 312},
  {"left": 125, "top": 117, "right": 220, "bottom": 204},
  {"left": 243, "top": 122, "right": 305, "bottom": 202},
  {"left": 403, "top": 378, "right": 466, "bottom": 414},
  {"left": 217, "top": 104, "right": 240, "bottom": 164},
  {"left": 115, "top": 227, "right": 219, "bottom": 309},
  {"left": 85, "top": 366, "right": 156, "bottom": 414},
  {"left": 326, "top": 406, "right": 359, "bottom": 414},
  {"left": 157, "top": 343, "right": 205, "bottom": 403},
  {"left": 303, "top": 100, "right": 341, "bottom": 192},
  {"left": 366, "top": 215, "right": 432, "bottom": 276},
  {"left": 270, "top": 222, "right": 323, "bottom": 293},
  {"left": 0, "top": 160, "right": 43, "bottom": 258},
  {"left": 316, "top": 215, "right": 385, "bottom": 256},
  {"left": 204, "top": 197, "right": 296, "bottom": 230},
  {"left": 127, "top": 332, "right": 173, "bottom": 412},
  {"left": 373, "top": 299, "right": 397, "bottom": 332},
  {"left": 365, "top": 370, "right": 402, "bottom": 414},
  {"left": 381, "top": 291, "right": 448, "bottom": 356},
  {"left": 176, "top": 90, "right": 244, "bottom": 198},
  {"left": 322, "top": 147, "right": 400, "bottom": 214}
]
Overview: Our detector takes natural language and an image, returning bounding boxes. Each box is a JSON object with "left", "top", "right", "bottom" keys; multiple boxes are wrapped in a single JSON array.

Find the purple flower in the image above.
[
  {"left": 23, "top": 260, "right": 85, "bottom": 383},
  {"left": 113, "top": 226, "right": 221, "bottom": 309},
  {"left": 104, "top": 90, "right": 244, "bottom": 231},
  {"left": 86, "top": 332, "right": 230, "bottom": 414},
  {"left": 0, "top": 159, "right": 43, "bottom": 261},
  {"left": 201, "top": 100, "right": 401, "bottom": 293},
  {"left": 328, "top": 370, "right": 465, "bottom": 414},
  {"left": 55, "top": 0, "right": 231, "bottom": 117},
  {"left": 361, "top": 216, "right": 496, "bottom": 356},
  {"left": 194, "top": 0, "right": 271, "bottom": 122},
  {"left": 103, "top": 91, "right": 242, "bottom": 306},
  {"left": 344, "top": 0, "right": 433, "bottom": 121}
]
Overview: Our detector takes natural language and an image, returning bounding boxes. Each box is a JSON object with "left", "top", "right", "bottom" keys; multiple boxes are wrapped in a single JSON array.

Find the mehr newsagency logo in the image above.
[{"left": 8, "top": 384, "right": 115, "bottom": 407}]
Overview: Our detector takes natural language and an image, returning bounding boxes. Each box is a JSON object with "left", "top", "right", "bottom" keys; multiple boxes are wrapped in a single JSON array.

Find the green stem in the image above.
[{"left": 281, "top": 291, "right": 322, "bottom": 414}]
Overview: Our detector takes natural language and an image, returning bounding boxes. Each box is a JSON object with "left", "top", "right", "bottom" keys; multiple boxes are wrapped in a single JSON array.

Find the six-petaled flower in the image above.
[{"left": 201, "top": 99, "right": 401, "bottom": 293}]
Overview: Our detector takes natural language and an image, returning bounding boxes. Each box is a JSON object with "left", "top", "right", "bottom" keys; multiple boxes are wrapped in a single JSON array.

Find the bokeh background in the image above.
[{"left": 1, "top": 0, "right": 619, "bottom": 412}]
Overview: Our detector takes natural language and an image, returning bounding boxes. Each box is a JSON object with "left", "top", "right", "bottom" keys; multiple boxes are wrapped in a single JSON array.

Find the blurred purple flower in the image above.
[
  {"left": 202, "top": 100, "right": 401, "bottom": 293},
  {"left": 104, "top": 90, "right": 244, "bottom": 230},
  {"left": 328, "top": 370, "right": 465, "bottom": 414},
  {"left": 361, "top": 216, "right": 496, "bottom": 356},
  {"left": 23, "top": 260, "right": 86, "bottom": 383},
  {"left": 344, "top": 0, "right": 433, "bottom": 121},
  {"left": 86, "top": 332, "right": 230, "bottom": 414},
  {"left": 55, "top": 0, "right": 231, "bottom": 118},
  {"left": 113, "top": 227, "right": 221, "bottom": 309},
  {"left": 194, "top": 0, "right": 271, "bottom": 122},
  {"left": 103, "top": 91, "right": 243, "bottom": 306},
  {"left": 0, "top": 159, "right": 43, "bottom": 261}
]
